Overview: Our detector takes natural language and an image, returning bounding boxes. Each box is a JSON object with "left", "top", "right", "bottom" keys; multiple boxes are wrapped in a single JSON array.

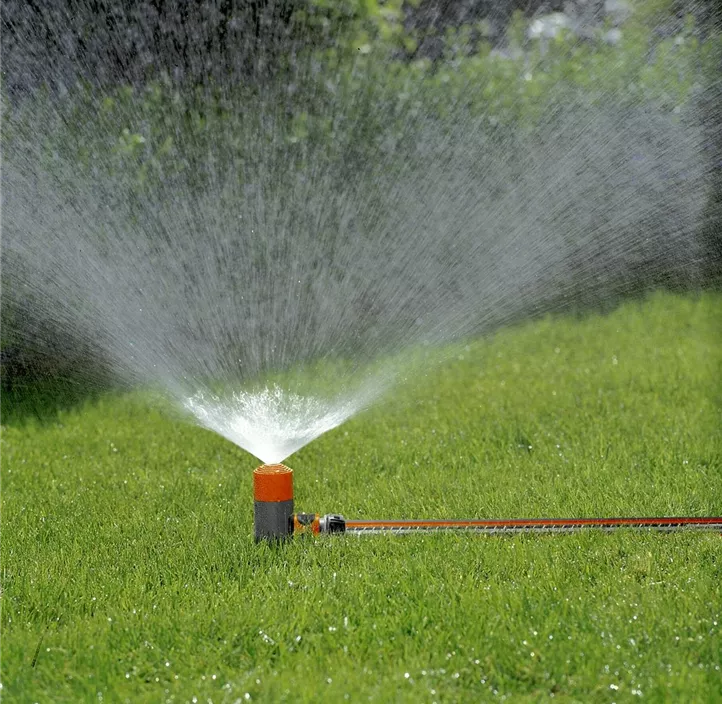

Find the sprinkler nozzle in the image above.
[{"left": 253, "top": 464, "right": 294, "bottom": 542}]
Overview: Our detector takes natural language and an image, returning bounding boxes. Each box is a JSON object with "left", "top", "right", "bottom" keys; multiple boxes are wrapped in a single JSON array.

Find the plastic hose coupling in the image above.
[{"left": 293, "top": 513, "right": 347, "bottom": 535}]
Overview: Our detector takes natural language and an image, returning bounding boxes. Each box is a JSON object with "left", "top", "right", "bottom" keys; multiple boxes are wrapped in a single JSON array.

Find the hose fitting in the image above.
[{"left": 293, "top": 513, "right": 347, "bottom": 535}]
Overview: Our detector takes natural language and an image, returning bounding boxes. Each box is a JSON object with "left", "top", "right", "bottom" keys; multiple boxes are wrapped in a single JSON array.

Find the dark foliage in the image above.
[{"left": 2, "top": 0, "right": 298, "bottom": 96}]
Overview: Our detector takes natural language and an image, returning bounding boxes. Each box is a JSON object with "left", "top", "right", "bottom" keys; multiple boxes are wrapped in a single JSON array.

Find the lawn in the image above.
[{"left": 2, "top": 292, "right": 721, "bottom": 703}]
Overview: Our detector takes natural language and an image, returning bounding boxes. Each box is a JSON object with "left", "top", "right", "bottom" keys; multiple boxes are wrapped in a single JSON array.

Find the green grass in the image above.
[{"left": 3, "top": 292, "right": 721, "bottom": 703}]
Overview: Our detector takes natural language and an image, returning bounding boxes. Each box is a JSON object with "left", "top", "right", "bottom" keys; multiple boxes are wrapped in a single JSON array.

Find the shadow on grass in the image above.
[
  {"left": 1, "top": 376, "right": 112, "bottom": 427},
  {"left": 2, "top": 280, "right": 716, "bottom": 428}
]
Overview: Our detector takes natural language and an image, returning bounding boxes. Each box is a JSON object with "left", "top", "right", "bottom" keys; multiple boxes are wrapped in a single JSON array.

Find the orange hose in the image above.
[{"left": 344, "top": 516, "right": 722, "bottom": 532}]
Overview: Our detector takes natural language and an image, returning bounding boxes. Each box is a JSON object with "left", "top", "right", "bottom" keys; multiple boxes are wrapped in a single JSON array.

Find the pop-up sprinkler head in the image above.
[{"left": 253, "top": 464, "right": 294, "bottom": 542}]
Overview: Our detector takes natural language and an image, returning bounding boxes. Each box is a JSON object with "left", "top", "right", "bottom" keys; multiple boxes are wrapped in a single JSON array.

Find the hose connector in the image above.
[
  {"left": 320, "top": 514, "right": 347, "bottom": 534},
  {"left": 293, "top": 513, "right": 347, "bottom": 535}
]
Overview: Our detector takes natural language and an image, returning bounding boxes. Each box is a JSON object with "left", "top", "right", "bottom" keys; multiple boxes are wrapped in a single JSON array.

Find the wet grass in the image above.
[{"left": 3, "top": 291, "right": 721, "bottom": 703}]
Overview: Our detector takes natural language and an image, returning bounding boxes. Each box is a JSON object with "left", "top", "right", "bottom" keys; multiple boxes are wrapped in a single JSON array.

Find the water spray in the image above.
[{"left": 253, "top": 464, "right": 722, "bottom": 542}]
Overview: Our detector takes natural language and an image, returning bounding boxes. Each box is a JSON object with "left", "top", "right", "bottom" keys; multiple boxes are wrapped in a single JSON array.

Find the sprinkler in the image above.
[
  {"left": 253, "top": 464, "right": 294, "bottom": 541},
  {"left": 253, "top": 463, "right": 345, "bottom": 541},
  {"left": 252, "top": 464, "right": 722, "bottom": 541}
]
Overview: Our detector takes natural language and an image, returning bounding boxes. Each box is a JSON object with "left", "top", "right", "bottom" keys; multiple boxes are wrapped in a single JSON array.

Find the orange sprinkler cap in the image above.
[{"left": 253, "top": 464, "right": 294, "bottom": 502}]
